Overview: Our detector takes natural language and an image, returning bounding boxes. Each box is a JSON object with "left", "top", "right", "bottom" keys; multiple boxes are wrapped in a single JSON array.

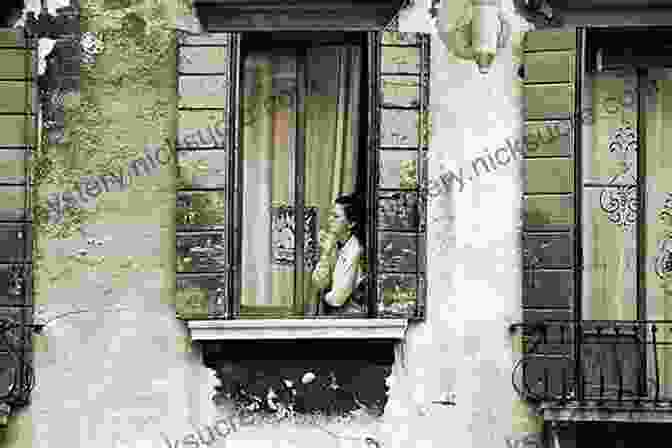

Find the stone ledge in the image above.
[
  {"left": 540, "top": 402, "right": 672, "bottom": 423},
  {"left": 187, "top": 318, "right": 408, "bottom": 340}
]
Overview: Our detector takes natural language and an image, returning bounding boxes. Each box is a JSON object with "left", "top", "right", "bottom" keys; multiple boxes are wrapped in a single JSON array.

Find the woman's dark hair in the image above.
[
  {"left": 0, "top": 1, "right": 24, "bottom": 27},
  {"left": 335, "top": 192, "right": 365, "bottom": 243}
]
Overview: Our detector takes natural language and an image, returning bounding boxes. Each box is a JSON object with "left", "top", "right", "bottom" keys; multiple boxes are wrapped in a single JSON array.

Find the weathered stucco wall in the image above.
[
  {"left": 378, "top": 2, "right": 541, "bottom": 447},
  {"left": 0, "top": 0, "right": 547, "bottom": 447}
]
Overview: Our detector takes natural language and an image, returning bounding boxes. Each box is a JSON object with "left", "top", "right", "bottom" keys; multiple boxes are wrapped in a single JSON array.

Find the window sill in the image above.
[
  {"left": 187, "top": 318, "right": 408, "bottom": 340},
  {"left": 539, "top": 402, "right": 672, "bottom": 423}
]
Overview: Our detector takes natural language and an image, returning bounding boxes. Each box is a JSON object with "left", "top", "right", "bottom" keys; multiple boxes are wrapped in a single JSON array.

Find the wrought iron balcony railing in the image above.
[{"left": 511, "top": 320, "right": 672, "bottom": 406}]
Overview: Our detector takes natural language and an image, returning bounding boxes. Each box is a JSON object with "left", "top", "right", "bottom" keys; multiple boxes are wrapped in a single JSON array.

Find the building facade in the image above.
[{"left": 0, "top": 0, "right": 670, "bottom": 447}]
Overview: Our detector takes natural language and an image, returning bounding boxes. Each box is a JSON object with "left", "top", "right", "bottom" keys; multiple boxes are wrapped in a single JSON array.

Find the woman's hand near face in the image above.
[{"left": 319, "top": 229, "right": 336, "bottom": 255}]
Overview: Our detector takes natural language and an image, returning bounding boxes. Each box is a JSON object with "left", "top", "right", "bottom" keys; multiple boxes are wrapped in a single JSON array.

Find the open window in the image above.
[
  {"left": 176, "top": 29, "right": 430, "bottom": 324},
  {"left": 517, "top": 27, "right": 672, "bottom": 415},
  {"left": 236, "top": 32, "right": 368, "bottom": 318}
]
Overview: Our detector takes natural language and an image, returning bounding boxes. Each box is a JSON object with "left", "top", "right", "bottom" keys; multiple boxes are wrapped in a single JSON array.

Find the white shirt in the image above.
[{"left": 325, "top": 235, "right": 364, "bottom": 307}]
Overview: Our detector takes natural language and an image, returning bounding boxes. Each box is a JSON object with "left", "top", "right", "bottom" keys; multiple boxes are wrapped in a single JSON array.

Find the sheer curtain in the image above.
[
  {"left": 584, "top": 69, "right": 672, "bottom": 396},
  {"left": 303, "top": 45, "right": 361, "bottom": 312},
  {"left": 645, "top": 71, "right": 672, "bottom": 397},
  {"left": 241, "top": 52, "right": 297, "bottom": 310},
  {"left": 582, "top": 69, "right": 638, "bottom": 321},
  {"left": 240, "top": 44, "right": 360, "bottom": 314}
]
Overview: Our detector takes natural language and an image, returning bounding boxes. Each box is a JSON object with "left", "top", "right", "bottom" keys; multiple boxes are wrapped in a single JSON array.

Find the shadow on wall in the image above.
[{"left": 0, "top": 1, "right": 24, "bottom": 27}]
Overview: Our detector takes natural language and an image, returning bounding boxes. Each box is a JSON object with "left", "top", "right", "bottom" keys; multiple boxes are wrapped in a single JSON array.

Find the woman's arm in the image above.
[
  {"left": 312, "top": 255, "right": 334, "bottom": 290},
  {"left": 312, "top": 229, "right": 337, "bottom": 290},
  {"left": 324, "top": 241, "right": 363, "bottom": 307}
]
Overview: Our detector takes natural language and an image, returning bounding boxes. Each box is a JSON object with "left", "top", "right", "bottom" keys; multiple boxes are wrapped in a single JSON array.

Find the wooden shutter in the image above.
[
  {"left": 175, "top": 32, "right": 240, "bottom": 320},
  {"left": 373, "top": 31, "right": 430, "bottom": 320},
  {"left": 0, "top": 28, "right": 36, "bottom": 422},
  {"left": 521, "top": 29, "right": 577, "bottom": 396}
]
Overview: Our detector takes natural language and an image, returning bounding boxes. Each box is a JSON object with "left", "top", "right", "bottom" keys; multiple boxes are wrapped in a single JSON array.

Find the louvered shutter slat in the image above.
[
  {"left": 521, "top": 29, "right": 578, "bottom": 396},
  {"left": 0, "top": 28, "right": 36, "bottom": 420},
  {"left": 176, "top": 32, "right": 239, "bottom": 320},
  {"left": 375, "top": 31, "right": 430, "bottom": 320}
]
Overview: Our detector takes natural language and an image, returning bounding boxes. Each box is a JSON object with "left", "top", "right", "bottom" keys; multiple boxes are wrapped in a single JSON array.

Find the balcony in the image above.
[{"left": 511, "top": 320, "right": 672, "bottom": 423}]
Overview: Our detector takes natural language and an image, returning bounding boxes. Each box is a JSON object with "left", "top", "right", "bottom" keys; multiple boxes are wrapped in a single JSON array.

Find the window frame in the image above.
[
  {"left": 233, "top": 31, "right": 371, "bottom": 318},
  {"left": 176, "top": 27, "right": 430, "bottom": 323}
]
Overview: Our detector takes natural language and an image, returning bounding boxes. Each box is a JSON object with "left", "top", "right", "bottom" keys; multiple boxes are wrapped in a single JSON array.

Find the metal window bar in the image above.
[
  {"left": 229, "top": 32, "right": 241, "bottom": 320},
  {"left": 636, "top": 66, "right": 649, "bottom": 398},
  {"left": 367, "top": 31, "right": 381, "bottom": 318},
  {"left": 295, "top": 47, "right": 306, "bottom": 315},
  {"left": 574, "top": 27, "right": 586, "bottom": 404},
  {"left": 512, "top": 320, "right": 672, "bottom": 404}
]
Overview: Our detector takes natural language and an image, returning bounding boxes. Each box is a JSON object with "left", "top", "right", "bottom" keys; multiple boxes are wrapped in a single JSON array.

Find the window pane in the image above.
[
  {"left": 177, "top": 150, "right": 227, "bottom": 189},
  {"left": 176, "top": 191, "right": 226, "bottom": 230},
  {"left": 176, "top": 232, "right": 227, "bottom": 273},
  {"left": 240, "top": 51, "right": 297, "bottom": 309}
]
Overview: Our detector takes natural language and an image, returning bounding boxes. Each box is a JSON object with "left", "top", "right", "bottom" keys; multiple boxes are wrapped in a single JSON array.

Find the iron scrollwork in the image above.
[{"left": 655, "top": 193, "right": 672, "bottom": 280}]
